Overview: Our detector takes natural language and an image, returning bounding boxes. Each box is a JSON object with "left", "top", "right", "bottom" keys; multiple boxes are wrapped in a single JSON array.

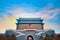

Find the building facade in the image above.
[
  {"left": 5, "top": 18, "right": 55, "bottom": 40},
  {"left": 16, "top": 18, "right": 44, "bottom": 30}
]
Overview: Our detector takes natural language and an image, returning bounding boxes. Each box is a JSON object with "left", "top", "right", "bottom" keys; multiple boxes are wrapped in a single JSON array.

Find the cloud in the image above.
[
  {"left": 44, "top": 22, "right": 60, "bottom": 33},
  {"left": 41, "top": 9, "right": 60, "bottom": 19},
  {"left": 0, "top": 14, "right": 16, "bottom": 33},
  {"left": 7, "top": 7, "right": 60, "bottom": 19},
  {"left": 0, "top": 4, "right": 60, "bottom": 33}
]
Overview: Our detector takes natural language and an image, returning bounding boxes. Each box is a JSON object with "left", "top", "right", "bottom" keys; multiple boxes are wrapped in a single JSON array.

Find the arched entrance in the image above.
[{"left": 27, "top": 35, "right": 33, "bottom": 40}]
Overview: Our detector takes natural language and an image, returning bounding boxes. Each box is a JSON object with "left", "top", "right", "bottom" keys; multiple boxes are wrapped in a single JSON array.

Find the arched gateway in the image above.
[{"left": 27, "top": 35, "right": 33, "bottom": 40}]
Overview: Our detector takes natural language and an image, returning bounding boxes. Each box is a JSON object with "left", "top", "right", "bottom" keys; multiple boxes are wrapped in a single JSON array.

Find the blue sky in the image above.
[{"left": 0, "top": 0, "right": 60, "bottom": 33}]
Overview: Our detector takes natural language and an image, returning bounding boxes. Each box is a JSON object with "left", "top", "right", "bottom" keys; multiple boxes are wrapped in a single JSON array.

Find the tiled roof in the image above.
[
  {"left": 17, "top": 18, "right": 43, "bottom": 21},
  {"left": 16, "top": 18, "right": 44, "bottom": 24}
]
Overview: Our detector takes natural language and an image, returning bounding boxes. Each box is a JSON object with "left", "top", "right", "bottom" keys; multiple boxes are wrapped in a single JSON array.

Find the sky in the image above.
[{"left": 0, "top": 0, "right": 60, "bottom": 33}]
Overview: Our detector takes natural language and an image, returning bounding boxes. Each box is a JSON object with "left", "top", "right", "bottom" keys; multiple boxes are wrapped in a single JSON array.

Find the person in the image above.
[{"left": 28, "top": 37, "right": 32, "bottom": 40}]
